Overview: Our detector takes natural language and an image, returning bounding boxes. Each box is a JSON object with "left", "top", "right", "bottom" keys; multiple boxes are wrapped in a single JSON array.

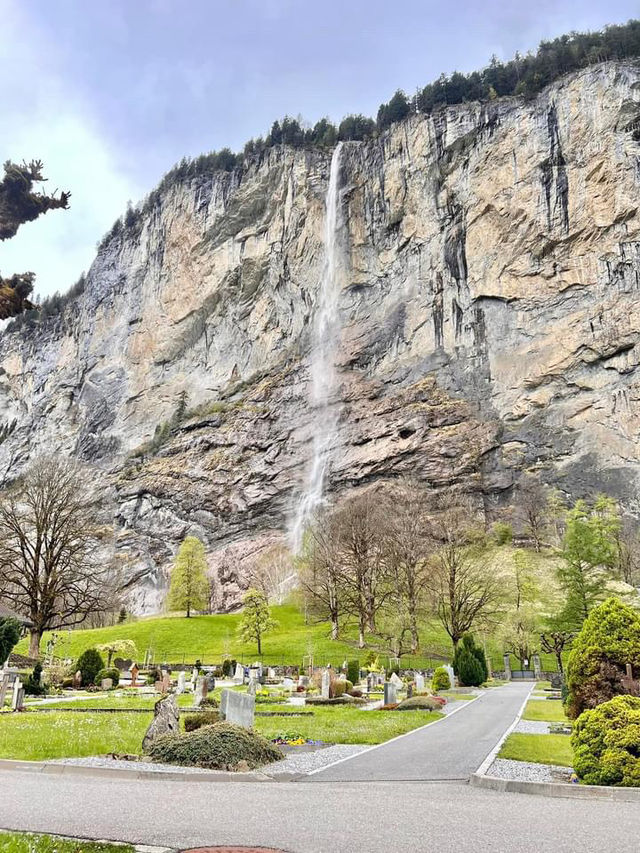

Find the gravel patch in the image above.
[
  {"left": 45, "top": 756, "right": 249, "bottom": 776},
  {"left": 514, "top": 720, "right": 551, "bottom": 734},
  {"left": 263, "top": 744, "right": 368, "bottom": 777},
  {"left": 487, "top": 758, "right": 573, "bottom": 783}
]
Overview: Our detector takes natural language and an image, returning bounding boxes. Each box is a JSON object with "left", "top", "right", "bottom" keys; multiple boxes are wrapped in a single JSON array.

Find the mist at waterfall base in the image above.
[{"left": 290, "top": 143, "right": 345, "bottom": 552}]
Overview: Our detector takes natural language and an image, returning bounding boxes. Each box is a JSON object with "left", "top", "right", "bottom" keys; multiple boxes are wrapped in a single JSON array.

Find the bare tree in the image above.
[
  {"left": 298, "top": 513, "right": 343, "bottom": 640},
  {"left": 514, "top": 474, "right": 549, "bottom": 551},
  {"left": 425, "top": 495, "right": 503, "bottom": 651},
  {"left": 615, "top": 517, "right": 640, "bottom": 587},
  {"left": 0, "top": 457, "right": 117, "bottom": 656},
  {"left": 381, "top": 480, "right": 432, "bottom": 653},
  {"left": 247, "top": 544, "right": 296, "bottom": 605}
]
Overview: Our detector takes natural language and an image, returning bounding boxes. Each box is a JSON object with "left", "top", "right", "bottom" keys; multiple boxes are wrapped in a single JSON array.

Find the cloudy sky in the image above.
[{"left": 1, "top": 0, "right": 638, "bottom": 296}]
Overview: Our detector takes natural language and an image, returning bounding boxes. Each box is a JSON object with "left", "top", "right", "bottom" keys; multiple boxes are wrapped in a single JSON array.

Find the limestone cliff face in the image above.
[{"left": 2, "top": 62, "right": 640, "bottom": 611}]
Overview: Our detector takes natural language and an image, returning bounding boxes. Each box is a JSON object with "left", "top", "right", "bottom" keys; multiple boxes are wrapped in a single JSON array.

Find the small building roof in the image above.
[{"left": 0, "top": 602, "right": 33, "bottom": 627}]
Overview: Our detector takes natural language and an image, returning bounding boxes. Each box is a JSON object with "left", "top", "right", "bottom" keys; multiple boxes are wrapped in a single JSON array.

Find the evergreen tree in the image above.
[
  {"left": 167, "top": 536, "right": 209, "bottom": 618},
  {"left": 0, "top": 617, "right": 21, "bottom": 666}
]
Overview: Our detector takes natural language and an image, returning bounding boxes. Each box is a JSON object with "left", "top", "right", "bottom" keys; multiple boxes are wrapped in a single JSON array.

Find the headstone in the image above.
[
  {"left": 626, "top": 663, "right": 634, "bottom": 680},
  {"left": 407, "top": 683, "right": 414, "bottom": 699},
  {"left": 390, "top": 672, "right": 403, "bottom": 688},
  {"left": 0, "top": 674, "right": 9, "bottom": 707},
  {"left": 503, "top": 654, "right": 511, "bottom": 682},
  {"left": 267, "top": 667, "right": 276, "bottom": 679},
  {"left": 142, "top": 695, "right": 180, "bottom": 752},
  {"left": 444, "top": 664, "right": 455, "bottom": 689},
  {"left": 550, "top": 672, "right": 564, "bottom": 689},
  {"left": 383, "top": 681, "right": 397, "bottom": 705},
  {"left": 101, "top": 678, "right": 113, "bottom": 691},
  {"left": 154, "top": 680, "right": 164, "bottom": 694},
  {"left": 220, "top": 688, "right": 255, "bottom": 729},
  {"left": 73, "top": 670, "right": 82, "bottom": 689},
  {"left": 233, "top": 663, "right": 244, "bottom": 684},
  {"left": 282, "top": 677, "right": 294, "bottom": 690},
  {"left": 11, "top": 678, "right": 24, "bottom": 711},
  {"left": 162, "top": 672, "right": 171, "bottom": 693},
  {"left": 415, "top": 673, "right": 425, "bottom": 692},
  {"left": 298, "top": 675, "right": 309, "bottom": 688},
  {"left": 321, "top": 669, "right": 331, "bottom": 700},
  {"left": 366, "top": 674, "right": 375, "bottom": 693},
  {"left": 194, "top": 675, "right": 206, "bottom": 707},
  {"left": 533, "top": 654, "right": 542, "bottom": 679},
  {"left": 176, "top": 671, "right": 187, "bottom": 694},
  {"left": 129, "top": 663, "right": 139, "bottom": 687},
  {"left": 191, "top": 667, "right": 198, "bottom": 686},
  {"left": 206, "top": 673, "right": 216, "bottom": 692},
  {"left": 247, "top": 675, "right": 258, "bottom": 696}
]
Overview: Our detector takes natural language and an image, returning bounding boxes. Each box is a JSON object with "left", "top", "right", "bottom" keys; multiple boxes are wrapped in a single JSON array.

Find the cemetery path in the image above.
[
  {"left": 304, "top": 682, "right": 533, "bottom": 782},
  {"left": 1, "top": 767, "right": 638, "bottom": 853}
]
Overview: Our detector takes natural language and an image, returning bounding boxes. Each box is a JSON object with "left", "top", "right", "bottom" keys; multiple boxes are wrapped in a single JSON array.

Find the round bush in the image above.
[
  {"left": 432, "top": 667, "right": 451, "bottom": 691},
  {"left": 148, "top": 723, "right": 282, "bottom": 770},
  {"left": 96, "top": 668, "right": 120, "bottom": 687},
  {"left": 566, "top": 598, "right": 640, "bottom": 719},
  {"left": 76, "top": 649, "right": 105, "bottom": 687},
  {"left": 572, "top": 695, "right": 640, "bottom": 786},
  {"left": 396, "top": 696, "right": 444, "bottom": 712},
  {"left": 184, "top": 710, "right": 220, "bottom": 732}
]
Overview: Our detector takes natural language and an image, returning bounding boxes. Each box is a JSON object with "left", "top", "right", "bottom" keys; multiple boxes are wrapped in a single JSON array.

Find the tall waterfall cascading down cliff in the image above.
[
  {"left": 290, "top": 142, "right": 345, "bottom": 551},
  {"left": 2, "top": 63, "right": 640, "bottom": 612}
]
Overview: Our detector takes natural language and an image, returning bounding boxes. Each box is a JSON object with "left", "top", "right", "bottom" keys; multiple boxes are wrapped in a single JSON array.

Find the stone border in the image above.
[
  {"left": 470, "top": 771, "right": 640, "bottom": 801},
  {"left": 0, "top": 757, "right": 270, "bottom": 783}
]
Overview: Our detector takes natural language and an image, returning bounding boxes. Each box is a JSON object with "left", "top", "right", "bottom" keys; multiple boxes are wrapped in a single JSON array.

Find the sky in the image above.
[{"left": 1, "top": 0, "right": 638, "bottom": 297}]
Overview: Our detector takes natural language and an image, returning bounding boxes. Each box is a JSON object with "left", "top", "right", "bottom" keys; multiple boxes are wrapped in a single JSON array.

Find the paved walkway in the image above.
[{"left": 306, "top": 682, "right": 532, "bottom": 782}]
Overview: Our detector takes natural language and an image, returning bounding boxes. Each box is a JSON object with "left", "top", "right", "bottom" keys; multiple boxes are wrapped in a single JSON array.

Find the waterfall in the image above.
[{"left": 290, "top": 143, "right": 345, "bottom": 551}]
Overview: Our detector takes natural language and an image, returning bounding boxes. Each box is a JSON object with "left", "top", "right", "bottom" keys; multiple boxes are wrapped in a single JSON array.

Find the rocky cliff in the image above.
[{"left": 2, "top": 62, "right": 640, "bottom": 611}]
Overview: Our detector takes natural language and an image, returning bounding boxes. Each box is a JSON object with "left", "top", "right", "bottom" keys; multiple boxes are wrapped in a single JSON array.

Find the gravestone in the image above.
[
  {"left": 626, "top": 663, "right": 634, "bottom": 680},
  {"left": 11, "top": 678, "right": 24, "bottom": 711},
  {"left": 383, "top": 681, "right": 397, "bottom": 705},
  {"left": 142, "top": 695, "right": 180, "bottom": 752},
  {"left": 191, "top": 667, "right": 198, "bottom": 687},
  {"left": 101, "top": 678, "right": 113, "bottom": 691},
  {"left": 390, "top": 672, "right": 403, "bottom": 688},
  {"left": 267, "top": 667, "right": 276, "bottom": 679},
  {"left": 407, "top": 683, "right": 414, "bottom": 699},
  {"left": 0, "top": 671, "right": 13, "bottom": 707},
  {"left": 194, "top": 676, "right": 206, "bottom": 707},
  {"left": 206, "top": 673, "right": 216, "bottom": 692},
  {"left": 176, "top": 671, "right": 187, "bottom": 694},
  {"left": 233, "top": 664, "right": 244, "bottom": 684},
  {"left": 503, "top": 654, "right": 511, "bottom": 682},
  {"left": 533, "top": 654, "right": 542, "bottom": 679},
  {"left": 129, "top": 663, "right": 139, "bottom": 687},
  {"left": 298, "top": 675, "right": 309, "bottom": 688},
  {"left": 415, "top": 673, "right": 425, "bottom": 692},
  {"left": 161, "top": 671, "right": 171, "bottom": 693},
  {"left": 220, "top": 688, "right": 255, "bottom": 729},
  {"left": 366, "top": 674, "right": 375, "bottom": 693},
  {"left": 247, "top": 675, "right": 258, "bottom": 696},
  {"left": 282, "top": 677, "right": 294, "bottom": 690},
  {"left": 321, "top": 669, "right": 331, "bottom": 699},
  {"left": 73, "top": 670, "right": 82, "bottom": 689},
  {"left": 154, "top": 680, "right": 164, "bottom": 694},
  {"left": 550, "top": 672, "right": 564, "bottom": 689},
  {"left": 444, "top": 664, "right": 455, "bottom": 689}
]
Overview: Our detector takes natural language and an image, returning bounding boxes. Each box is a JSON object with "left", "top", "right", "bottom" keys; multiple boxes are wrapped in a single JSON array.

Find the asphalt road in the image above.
[
  {"left": 307, "top": 682, "right": 532, "bottom": 782},
  {"left": 1, "top": 771, "right": 639, "bottom": 852}
]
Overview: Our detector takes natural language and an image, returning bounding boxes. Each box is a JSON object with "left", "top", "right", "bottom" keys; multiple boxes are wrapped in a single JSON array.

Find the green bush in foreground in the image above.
[
  {"left": 572, "top": 695, "right": 640, "bottom": 786},
  {"left": 183, "top": 710, "right": 220, "bottom": 732},
  {"left": 396, "top": 696, "right": 443, "bottom": 712},
  {"left": 148, "top": 722, "right": 282, "bottom": 770},
  {"left": 566, "top": 598, "right": 640, "bottom": 719},
  {"left": 432, "top": 666, "right": 451, "bottom": 691},
  {"left": 76, "top": 649, "right": 105, "bottom": 687}
]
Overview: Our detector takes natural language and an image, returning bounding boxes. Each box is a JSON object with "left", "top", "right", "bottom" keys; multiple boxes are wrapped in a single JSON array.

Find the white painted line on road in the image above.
[
  {"left": 305, "top": 694, "right": 481, "bottom": 777},
  {"left": 475, "top": 682, "right": 534, "bottom": 777}
]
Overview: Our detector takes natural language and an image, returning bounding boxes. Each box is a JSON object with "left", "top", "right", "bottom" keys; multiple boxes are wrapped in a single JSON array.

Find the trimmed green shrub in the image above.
[
  {"left": 0, "top": 617, "right": 21, "bottom": 665},
  {"left": 454, "top": 635, "right": 487, "bottom": 685},
  {"left": 184, "top": 710, "right": 220, "bottom": 732},
  {"left": 148, "top": 723, "right": 282, "bottom": 769},
  {"left": 76, "top": 649, "right": 105, "bottom": 687},
  {"left": 566, "top": 598, "right": 640, "bottom": 719},
  {"left": 396, "top": 696, "right": 443, "bottom": 712},
  {"left": 347, "top": 659, "right": 360, "bottom": 685},
  {"left": 572, "top": 695, "right": 640, "bottom": 786},
  {"left": 432, "top": 667, "right": 451, "bottom": 691},
  {"left": 96, "top": 668, "right": 120, "bottom": 687},
  {"left": 306, "top": 695, "right": 365, "bottom": 705},
  {"left": 332, "top": 680, "right": 347, "bottom": 698},
  {"left": 199, "top": 696, "right": 219, "bottom": 709},
  {"left": 456, "top": 650, "right": 484, "bottom": 687},
  {"left": 222, "top": 659, "right": 233, "bottom": 677},
  {"left": 24, "top": 662, "right": 46, "bottom": 696}
]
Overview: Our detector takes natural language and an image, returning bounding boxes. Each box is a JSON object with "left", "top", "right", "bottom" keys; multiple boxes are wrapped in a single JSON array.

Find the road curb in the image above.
[
  {"left": 470, "top": 771, "right": 640, "bottom": 802},
  {"left": 0, "top": 757, "right": 271, "bottom": 783}
]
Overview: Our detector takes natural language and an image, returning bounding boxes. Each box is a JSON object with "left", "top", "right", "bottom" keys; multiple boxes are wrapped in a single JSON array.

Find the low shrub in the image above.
[
  {"left": 96, "top": 668, "right": 120, "bottom": 688},
  {"left": 332, "top": 681, "right": 347, "bottom": 698},
  {"left": 432, "top": 667, "right": 451, "bottom": 691},
  {"left": 572, "top": 695, "right": 640, "bottom": 786},
  {"left": 76, "top": 649, "right": 105, "bottom": 687},
  {"left": 492, "top": 521, "right": 513, "bottom": 545},
  {"left": 148, "top": 723, "right": 282, "bottom": 770},
  {"left": 184, "top": 710, "right": 220, "bottom": 732},
  {"left": 199, "top": 696, "right": 219, "bottom": 709},
  {"left": 24, "top": 663, "right": 46, "bottom": 696},
  {"left": 306, "top": 695, "right": 365, "bottom": 706},
  {"left": 396, "top": 696, "right": 444, "bottom": 712}
]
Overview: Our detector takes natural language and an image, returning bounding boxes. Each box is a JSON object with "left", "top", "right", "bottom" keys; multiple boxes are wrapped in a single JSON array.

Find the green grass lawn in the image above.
[
  {"left": 253, "top": 703, "right": 443, "bottom": 745},
  {"left": 522, "top": 699, "right": 568, "bottom": 723},
  {"left": 498, "top": 733, "right": 573, "bottom": 766},
  {"left": 0, "top": 712, "right": 151, "bottom": 760},
  {"left": 0, "top": 833, "right": 133, "bottom": 853},
  {"left": 28, "top": 692, "right": 195, "bottom": 710}
]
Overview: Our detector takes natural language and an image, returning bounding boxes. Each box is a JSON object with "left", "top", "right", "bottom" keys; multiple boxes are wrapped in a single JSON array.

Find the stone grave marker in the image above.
[
  {"left": 445, "top": 664, "right": 455, "bottom": 689},
  {"left": 550, "top": 672, "right": 563, "bottom": 689},
  {"left": 73, "top": 670, "right": 82, "bottom": 689},
  {"left": 383, "top": 681, "right": 397, "bottom": 705},
  {"left": 503, "top": 654, "right": 511, "bottom": 682},
  {"left": 154, "top": 680, "right": 164, "bottom": 694},
  {"left": 194, "top": 675, "right": 206, "bottom": 707},
  {"left": 101, "top": 678, "right": 113, "bottom": 691},
  {"left": 191, "top": 667, "right": 198, "bottom": 687},
  {"left": 220, "top": 688, "right": 255, "bottom": 729},
  {"left": 533, "top": 654, "right": 542, "bottom": 679},
  {"left": 233, "top": 663, "right": 244, "bottom": 684},
  {"left": 415, "top": 673, "right": 425, "bottom": 692},
  {"left": 390, "top": 672, "right": 403, "bottom": 688},
  {"left": 282, "top": 677, "right": 294, "bottom": 690},
  {"left": 142, "top": 695, "right": 180, "bottom": 752},
  {"left": 267, "top": 667, "right": 276, "bottom": 679},
  {"left": 11, "top": 677, "right": 24, "bottom": 711},
  {"left": 162, "top": 672, "right": 171, "bottom": 693},
  {"left": 321, "top": 669, "right": 331, "bottom": 699},
  {"left": 247, "top": 675, "right": 258, "bottom": 696},
  {"left": 129, "top": 663, "right": 139, "bottom": 687},
  {"left": 366, "top": 673, "right": 375, "bottom": 693},
  {"left": 0, "top": 672, "right": 12, "bottom": 707},
  {"left": 176, "top": 671, "right": 187, "bottom": 694}
]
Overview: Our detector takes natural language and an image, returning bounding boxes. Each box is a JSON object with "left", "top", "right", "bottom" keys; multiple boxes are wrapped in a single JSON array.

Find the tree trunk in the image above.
[
  {"left": 331, "top": 619, "right": 339, "bottom": 641},
  {"left": 28, "top": 629, "right": 42, "bottom": 658},
  {"left": 556, "top": 651, "right": 564, "bottom": 674},
  {"left": 186, "top": 603, "right": 191, "bottom": 618},
  {"left": 257, "top": 634, "right": 262, "bottom": 655}
]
